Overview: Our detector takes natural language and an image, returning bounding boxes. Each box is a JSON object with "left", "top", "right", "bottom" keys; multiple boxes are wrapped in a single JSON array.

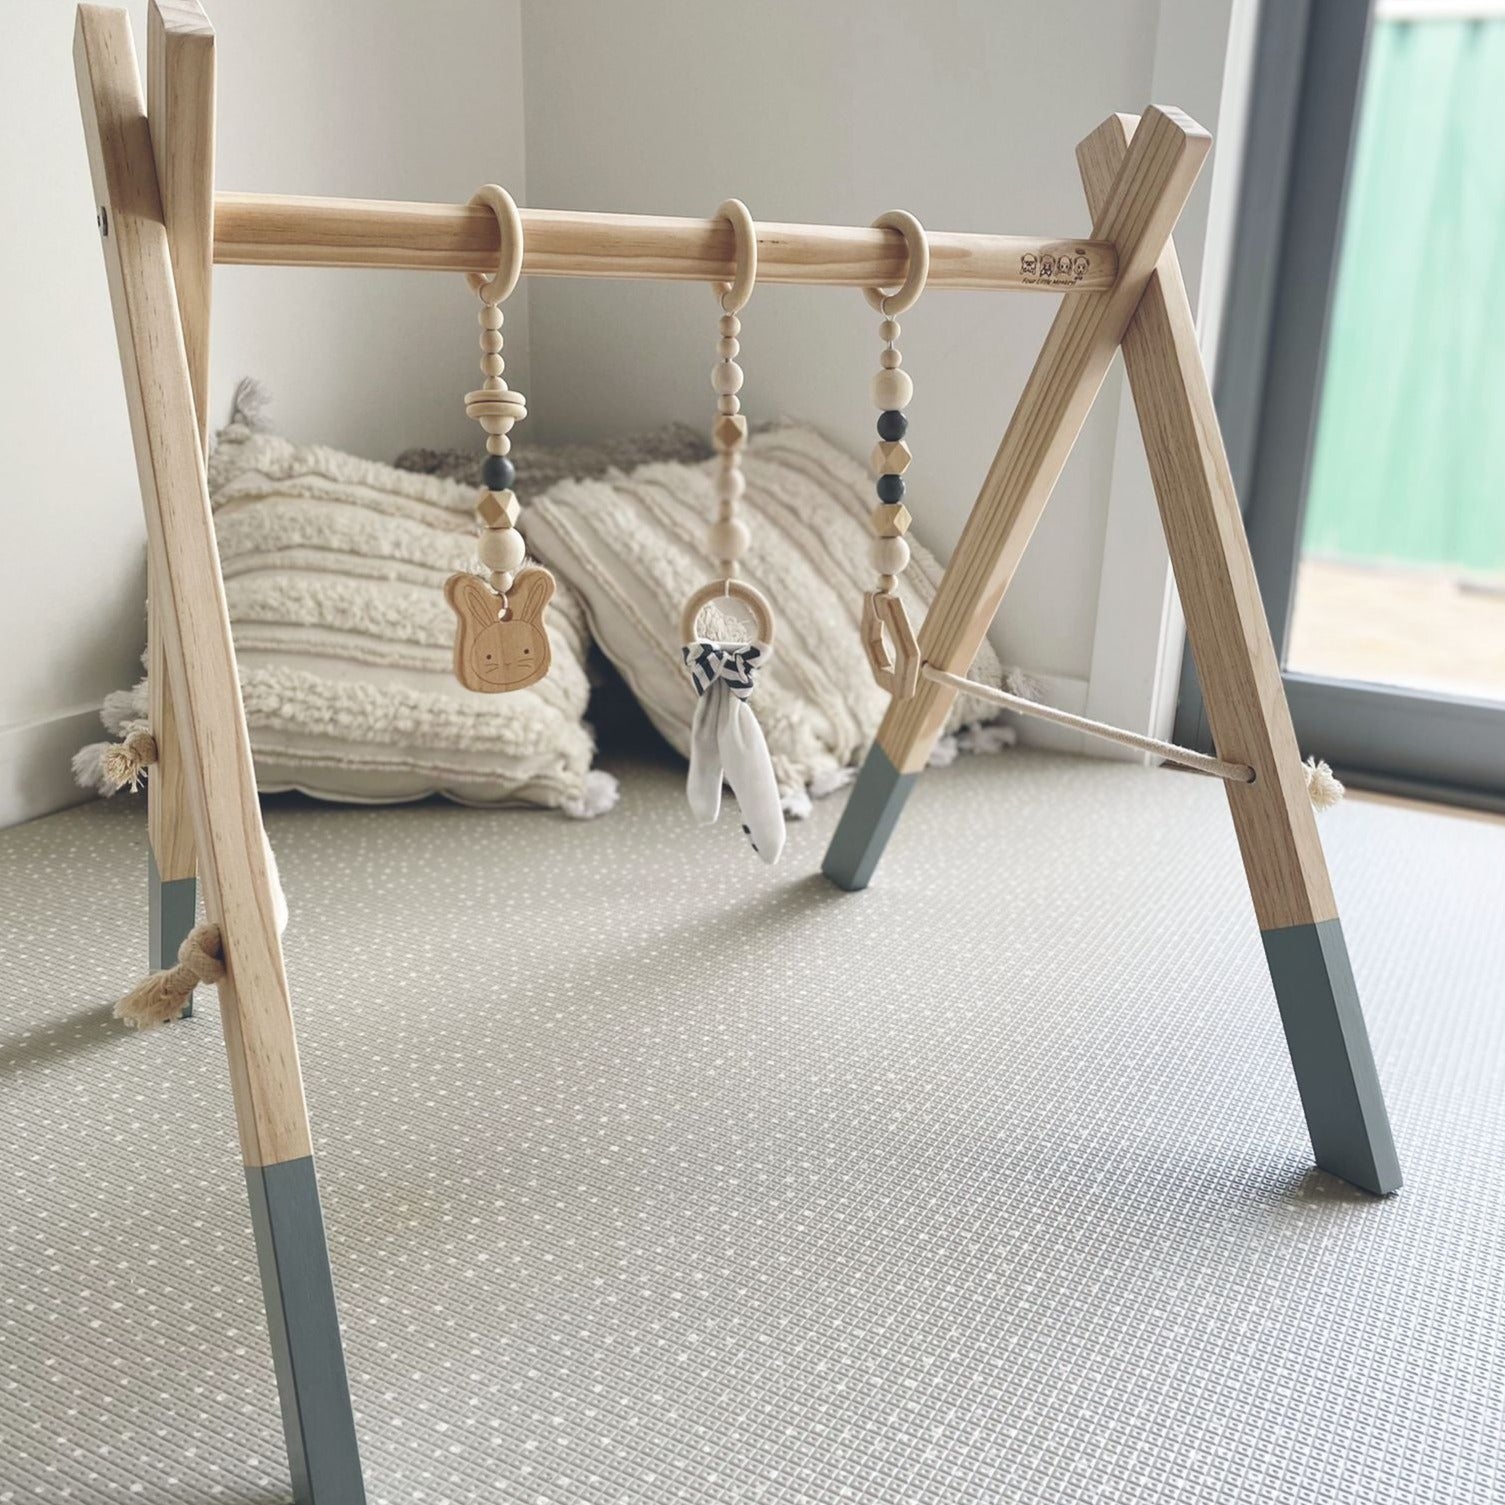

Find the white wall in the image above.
[
  {"left": 0, "top": 0, "right": 525, "bottom": 825},
  {"left": 520, "top": 0, "right": 1246, "bottom": 734}
]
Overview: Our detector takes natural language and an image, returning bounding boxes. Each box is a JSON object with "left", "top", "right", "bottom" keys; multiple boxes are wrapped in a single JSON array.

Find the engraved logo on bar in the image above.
[{"left": 1020, "top": 248, "right": 1090, "bottom": 286}]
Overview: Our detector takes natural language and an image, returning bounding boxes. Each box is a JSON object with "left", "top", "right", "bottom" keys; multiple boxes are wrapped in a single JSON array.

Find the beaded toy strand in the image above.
[
  {"left": 858, "top": 211, "right": 930, "bottom": 699},
  {"left": 443, "top": 185, "right": 556, "bottom": 695}
]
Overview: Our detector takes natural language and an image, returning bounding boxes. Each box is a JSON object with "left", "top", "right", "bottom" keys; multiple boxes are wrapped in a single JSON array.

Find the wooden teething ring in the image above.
[
  {"left": 467, "top": 185, "right": 525, "bottom": 304},
  {"left": 715, "top": 198, "right": 758, "bottom": 314},
  {"left": 864, "top": 210, "right": 930, "bottom": 316},
  {"left": 679, "top": 578, "right": 776, "bottom": 647}
]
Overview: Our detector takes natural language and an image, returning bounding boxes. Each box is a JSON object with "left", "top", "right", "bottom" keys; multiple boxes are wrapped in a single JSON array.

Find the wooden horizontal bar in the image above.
[{"left": 212, "top": 193, "right": 1118, "bottom": 291}]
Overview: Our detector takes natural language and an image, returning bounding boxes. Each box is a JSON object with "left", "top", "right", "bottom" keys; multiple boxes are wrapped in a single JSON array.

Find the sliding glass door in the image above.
[{"left": 1176, "top": 0, "right": 1505, "bottom": 808}]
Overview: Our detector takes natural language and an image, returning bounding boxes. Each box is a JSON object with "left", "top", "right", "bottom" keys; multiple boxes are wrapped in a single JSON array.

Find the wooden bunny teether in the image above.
[
  {"left": 445, "top": 183, "right": 556, "bottom": 694},
  {"left": 444, "top": 569, "right": 554, "bottom": 693}
]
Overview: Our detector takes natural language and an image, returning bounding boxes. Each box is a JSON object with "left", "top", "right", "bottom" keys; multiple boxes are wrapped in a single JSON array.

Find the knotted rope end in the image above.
[
  {"left": 1303, "top": 757, "right": 1345, "bottom": 811},
  {"left": 114, "top": 922, "right": 225, "bottom": 1031},
  {"left": 99, "top": 730, "right": 158, "bottom": 793}
]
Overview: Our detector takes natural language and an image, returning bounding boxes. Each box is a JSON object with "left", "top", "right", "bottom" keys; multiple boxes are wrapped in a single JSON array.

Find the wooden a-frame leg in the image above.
[
  {"left": 144, "top": 0, "right": 212, "bottom": 1018},
  {"left": 77, "top": 8, "right": 368, "bottom": 1498},
  {"left": 1079, "top": 115, "right": 1399, "bottom": 1195},
  {"left": 825, "top": 105, "right": 1212, "bottom": 889}
]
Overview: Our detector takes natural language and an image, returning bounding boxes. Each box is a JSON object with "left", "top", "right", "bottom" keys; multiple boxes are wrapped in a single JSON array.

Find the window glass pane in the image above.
[{"left": 1287, "top": 13, "right": 1505, "bottom": 701}]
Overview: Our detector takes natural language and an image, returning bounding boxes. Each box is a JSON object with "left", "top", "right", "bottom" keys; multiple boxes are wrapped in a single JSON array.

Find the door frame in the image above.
[{"left": 1173, "top": 0, "right": 1505, "bottom": 810}]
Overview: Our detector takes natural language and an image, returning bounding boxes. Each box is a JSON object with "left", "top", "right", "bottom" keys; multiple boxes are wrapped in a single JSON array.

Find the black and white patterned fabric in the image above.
[{"left": 682, "top": 640, "right": 768, "bottom": 700}]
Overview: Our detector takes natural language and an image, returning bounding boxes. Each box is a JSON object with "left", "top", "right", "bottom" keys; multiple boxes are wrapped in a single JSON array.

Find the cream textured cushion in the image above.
[
  {"left": 193, "top": 419, "right": 613, "bottom": 813},
  {"left": 524, "top": 424, "right": 1015, "bottom": 806}
]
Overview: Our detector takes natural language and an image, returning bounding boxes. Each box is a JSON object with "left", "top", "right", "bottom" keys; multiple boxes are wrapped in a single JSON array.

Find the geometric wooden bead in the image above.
[
  {"left": 870, "top": 440, "right": 912, "bottom": 477},
  {"left": 475, "top": 489, "right": 520, "bottom": 528},
  {"left": 712, "top": 413, "right": 749, "bottom": 452},
  {"left": 870, "top": 502, "right": 912, "bottom": 538}
]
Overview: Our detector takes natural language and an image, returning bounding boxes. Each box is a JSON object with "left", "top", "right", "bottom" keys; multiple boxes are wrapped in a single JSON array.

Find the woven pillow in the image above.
[
  {"left": 117, "top": 418, "right": 616, "bottom": 814},
  {"left": 524, "top": 424, "right": 1016, "bottom": 808},
  {"left": 394, "top": 421, "right": 713, "bottom": 492}
]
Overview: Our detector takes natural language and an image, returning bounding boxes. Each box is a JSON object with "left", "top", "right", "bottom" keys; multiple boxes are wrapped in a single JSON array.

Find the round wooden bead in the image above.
[
  {"left": 486, "top": 433, "right": 511, "bottom": 455},
  {"left": 479, "top": 305, "right": 504, "bottom": 330},
  {"left": 719, "top": 314, "right": 740, "bottom": 338},
  {"left": 715, "top": 465, "right": 746, "bottom": 502},
  {"left": 478, "top": 525, "right": 527, "bottom": 572},
  {"left": 717, "top": 394, "right": 741, "bottom": 415},
  {"left": 708, "top": 516, "right": 750, "bottom": 561},
  {"left": 717, "top": 336, "right": 740, "bottom": 359},
  {"left": 876, "top": 409, "right": 909, "bottom": 441},
  {"left": 880, "top": 348, "right": 902, "bottom": 369},
  {"left": 869, "top": 534, "right": 910, "bottom": 575},
  {"left": 712, "top": 361, "right": 745, "bottom": 395},
  {"left": 481, "top": 353, "right": 505, "bottom": 377},
  {"left": 871, "top": 368, "right": 913, "bottom": 410},
  {"left": 480, "top": 330, "right": 503, "bottom": 353},
  {"left": 879, "top": 318, "right": 901, "bottom": 343},
  {"left": 479, "top": 415, "right": 517, "bottom": 436},
  {"left": 489, "top": 569, "right": 514, "bottom": 595}
]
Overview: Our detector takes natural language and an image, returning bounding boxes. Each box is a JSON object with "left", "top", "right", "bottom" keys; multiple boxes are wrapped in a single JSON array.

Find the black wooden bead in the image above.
[
  {"left": 876, "top": 410, "right": 908, "bottom": 441},
  {"left": 876, "top": 473, "right": 906, "bottom": 504},
  {"left": 482, "top": 454, "right": 516, "bottom": 491}
]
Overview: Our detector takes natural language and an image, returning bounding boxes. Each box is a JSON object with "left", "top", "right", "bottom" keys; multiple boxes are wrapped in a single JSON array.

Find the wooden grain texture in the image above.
[
  {"left": 77, "top": 4, "right": 313, "bottom": 1166},
  {"left": 1078, "top": 114, "right": 1336, "bottom": 930},
  {"left": 874, "top": 106, "right": 1212, "bottom": 775},
  {"left": 213, "top": 193, "right": 1119, "bottom": 291},
  {"left": 144, "top": 0, "right": 213, "bottom": 883}
]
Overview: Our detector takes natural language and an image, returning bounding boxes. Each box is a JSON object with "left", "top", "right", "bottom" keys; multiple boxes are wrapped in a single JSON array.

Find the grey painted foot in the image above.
[
  {"left": 246, "top": 1157, "right": 366, "bottom": 1504},
  {"left": 1261, "top": 918, "right": 1402, "bottom": 1195},
  {"left": 822, "top": 744, "right": 918, "bottom": 892},
  {"left": 148, "top": 848, "right": 197, "bottom": 1021}
]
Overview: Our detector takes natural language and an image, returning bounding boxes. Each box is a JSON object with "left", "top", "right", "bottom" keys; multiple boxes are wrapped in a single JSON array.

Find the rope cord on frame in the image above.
[{"left": 919, "top": 664, "right": 1256, "bottom": 783}]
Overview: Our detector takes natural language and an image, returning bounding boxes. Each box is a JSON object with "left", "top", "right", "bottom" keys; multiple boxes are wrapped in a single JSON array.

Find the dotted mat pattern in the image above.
[{"left": 1, "top": 753, "right": 1501, "bottom": 1504}]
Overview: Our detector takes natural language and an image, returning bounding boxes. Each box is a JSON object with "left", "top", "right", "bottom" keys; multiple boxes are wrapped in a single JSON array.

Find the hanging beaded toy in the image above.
[
  {"left": 444, "top": 184, "right": 556, "bottom": 695},
  {"left": 858, "top": 210, "right": 930, "bottom": 700},
  {"left": 678, "top": 200, "right": 786, "bottom": 865}
]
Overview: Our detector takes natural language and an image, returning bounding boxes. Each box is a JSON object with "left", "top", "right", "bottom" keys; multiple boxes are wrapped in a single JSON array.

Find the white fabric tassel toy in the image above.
[
  {"left": 677, "top": 198, "right": 785, "bottom": 864},
  {"left": 682, "top": 618, "right": 785, "bottom": 864}
]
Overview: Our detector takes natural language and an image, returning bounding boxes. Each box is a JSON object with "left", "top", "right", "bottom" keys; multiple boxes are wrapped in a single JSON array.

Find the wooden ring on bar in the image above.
[
  {"left": 679, "top": 578, "right": 775, "bottom": 647},
  {"left": 714, "top": 198, "right": 758, "bottom": 314},
  {"left": 467, "top": 184, "right": 525, "bottom": 303},
  {"left": 863, "top": 210, "right": 930, "bottom": 315}
]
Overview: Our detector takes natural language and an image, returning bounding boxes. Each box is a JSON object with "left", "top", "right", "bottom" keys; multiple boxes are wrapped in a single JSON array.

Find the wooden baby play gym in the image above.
[{"left": 77, "top": 1, "right": 1400, "bottom": 1498}]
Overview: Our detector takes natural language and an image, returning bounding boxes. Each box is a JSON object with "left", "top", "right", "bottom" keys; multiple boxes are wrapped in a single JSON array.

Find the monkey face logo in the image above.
[
  {"left": 1040, "top": 254, "right": 1056, "bottom": 278},
  {"left": 1073, "top": 254, "right": 1090, "bottom": 281},
  {"left": 1021, "top": 252, "right": 1038, "bottom": 277}
]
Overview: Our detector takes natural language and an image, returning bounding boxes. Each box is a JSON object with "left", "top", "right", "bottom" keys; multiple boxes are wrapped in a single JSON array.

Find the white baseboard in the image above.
[{"left": 0, "top": 704, "right": 106, "bottom": 829}]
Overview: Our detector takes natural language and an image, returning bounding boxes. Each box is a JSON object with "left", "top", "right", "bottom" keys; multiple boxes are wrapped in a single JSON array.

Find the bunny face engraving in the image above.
[{"left": 444, "top": 568, "right": 555, "bottom": 693}]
